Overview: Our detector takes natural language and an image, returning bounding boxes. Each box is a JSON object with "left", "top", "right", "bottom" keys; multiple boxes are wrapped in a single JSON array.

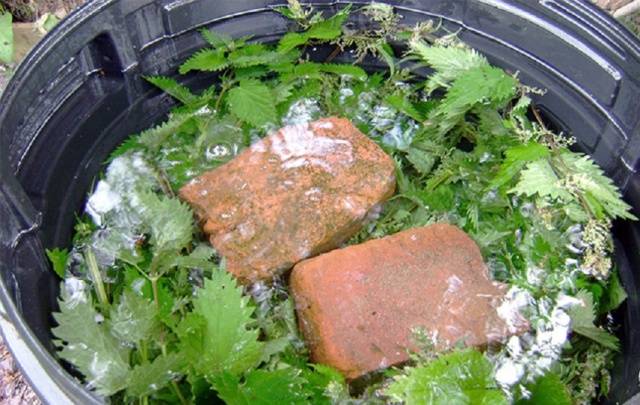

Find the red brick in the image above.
[
  {"left": 290, "top": 224, "right": 525, "bottom": 379},
  {"left": 179, "top": 117, "right": 396, "bottom": 283}
]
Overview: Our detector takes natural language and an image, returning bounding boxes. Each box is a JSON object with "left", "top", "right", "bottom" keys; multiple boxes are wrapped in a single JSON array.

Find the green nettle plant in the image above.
[{"left": 47, "top": 1, "right": 636, "bottom": 404}]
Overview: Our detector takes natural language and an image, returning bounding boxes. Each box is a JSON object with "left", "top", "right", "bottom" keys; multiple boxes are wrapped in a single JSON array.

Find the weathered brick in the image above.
[
  {"left": 179, "top": 117, "right": 396, "bottom": 283},
  {"left": 290, "top": 224, "right": 526, "bottom": 379}
]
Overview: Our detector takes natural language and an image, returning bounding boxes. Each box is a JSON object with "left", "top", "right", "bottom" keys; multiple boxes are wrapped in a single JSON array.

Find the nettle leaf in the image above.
[
  {"left": 110, "top": 290, "right": 157, "bottom": 345},
  {"left": 227, "top": 79, "right": 277, "bottom": 127},
  {"left": 126, "top": 353, "right": 183, "bottom": 398},
  {"left": 560, "top": 151, "right": 637, "bottom": 220},
  {"left": 600, "top": 270, "right": 627, "bottom": 313},
  {"left": 170, "top": 243, "right": 216, "bottom": 269},
  {"left": 406, "top": 147, "right": 436, "bottom": 175},
  {"left": 411, "top": 42, "right": 488, "bottom": 93},
  {"left": 303, "top": 364, "right": 346, "bottom": 404},
  {"left": 509, "top": 159, "right": 573, "bottom": 201},
  {"left": 385, "top": 94, "right": 424, "bottom": 122},
  {"left": 212, "top": 369, "right": 308, "bottom": 405},
  {"left": 277, "top": 7, "right": 350, "bottom": 52},
  {"left": 46, "top": 248, "right": 68, "bottom": 278},
  {"left": 282, "top": 62, "right": 367, "bottom": 82},
  {"left": 385, "top": 349, "right": 507, "bottom": 405},
  {"left": 491, "top": 143, "right": 550, "bottom": 189},
  {"left": 517, "top": 372, "right": 571, "bottom": 405},
  {"left": 568, "top": 290, "right": 620, "bottom": 350},
  {"left": 228, "top": 44, "right": 281, "bottom": 67},
  {"left": 427, "top": 64, "right": 518, "bottom": 139},
  {"left": 138, "top": 192, "right": 194, "bottom": 253},
  {"left": 52, "top": 292, "right": 130, "bottom": 396},
  {"left": 177, "top": 270, "right": 264, "bottom": 378},
  {"left": 138, "top": 112, "right": 195, "bottom": 152},
  {"left": 179, "top": 48, "right": 228, "bottom": 74},
  {"left": 200, "top": 28, "right": 233, "bottom": 48},
  {"left": 145, "top": 76, "right": 198, "bottom": 105}
]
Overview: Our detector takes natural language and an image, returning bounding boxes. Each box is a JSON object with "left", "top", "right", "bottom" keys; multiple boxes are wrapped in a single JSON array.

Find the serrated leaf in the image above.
[
  {"left": 228, "top": 44, "right": 281, "bottom": 67},
  {"left": 138, "top": 112, "right": 195, "bottom": 151},
  {"left": 177, "top": 271, "right": 264, "bottom": 378},
  {"left": 200, "top": 29, "right": 232, "bottom": 48},
  {"left": 227, "top": 79, "right": 277, "bottom": 126},
  {"left": 411, "top": 42, "right": 488, "bottom": 93},
  {"left": 304, "top": 364, "right": 346, "bottom": 405},
  {"left": 126, "top": 353, "right": 183, "bottom": 398},
  {"left": 406, "top": 147, "right": 436, "bottom": 175},
  {"left": 137, "top": 192, "right": 194, "bottom": 253},
  {"left": 509, "top": 159, "right": 573, "bottom": 201},
  {"left": 600, "top": 270, "right": 627, "bottom": 313},
  {"left": 0, "top": 12, "right": 13, "bottom": 64},
  {"left": 385, "top": 349, "right": 507, "bottom": 405},
  {"left": 517, "top": 372, "right": 571, "bottom": 405},
  {"left": 283, "top": 62, "right": 367, "bottom": 82},
  {"left": 277, "top": 32, "right": 308, "bottom": 53},
  {"left": 560, "top": 152, "right": 637, "bottom": 220},
  {"left": 211, "top": 369, "right": 308, "bottom": 405},
  {"left": 385, "top": 94, "right": 424, "bottom": 122},
  {"left": 145, "top": 76, "right": 198, "bottom": 105},
  {"left": 277, "top": 7, "right": 349, "bottom": 52},
  {"left": 568, "top": 290, "right": 620, "bottom": 350},
  {"left": 108, "top": 136, "right": 142, "bottom": 161},
  {"left": 179, "top": 48, "right": 228, "bottom": 74},
  {"left": 46, "top": 248, "right": 68, "bottom": 278},
  {"left": 491, "top": 143, "right": 550, "bottom": 189},
  {"left": 171, "top": 243, "right": 216, "bottom": 269},
  {"left": 426, "top": 65, "right": 518, "bottom": 139},
  {"left": 52, "top": 292, "right": 130, "bottom": 396},
  {"left": 110, "top": 290, "right": 157, "bottom": 345}
]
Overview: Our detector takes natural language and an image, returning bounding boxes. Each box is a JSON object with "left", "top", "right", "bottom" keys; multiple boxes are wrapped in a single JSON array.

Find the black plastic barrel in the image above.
[{"left": 0, "top": 0, "right": 639, "bottom": 403}]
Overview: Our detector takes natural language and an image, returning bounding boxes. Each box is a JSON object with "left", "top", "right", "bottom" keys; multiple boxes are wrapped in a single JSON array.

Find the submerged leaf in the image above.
[
  {"left": 110, "top": 290, "right": 157, "bottom": 345},
  {"left": 385, "top": 349, "right": 507, "bottom": 405},
  {"left": 126, "top": 354, "right": 183, "bottom": 398},
  {"left": 212, "top": 369, "right": 308, "bottom": 405},
  {"left": 177, "top": 270, "right": 264, "bottom": 378},
  {"left": 53, "top": 292, "right": 130, "bottom": 396},
  {"left": 138, "top": 192, "right": 194, "bottom": 253},
  {"left": 517, "top": 372, "right": 571, "bottom": 405}
]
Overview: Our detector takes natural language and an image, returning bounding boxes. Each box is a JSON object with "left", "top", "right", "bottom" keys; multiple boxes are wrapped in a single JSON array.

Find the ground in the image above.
[{"left": 0, "top": 0, "right": 638, "bottom": 402}]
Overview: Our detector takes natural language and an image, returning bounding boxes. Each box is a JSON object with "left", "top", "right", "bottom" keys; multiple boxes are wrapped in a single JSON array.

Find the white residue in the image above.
[
  {"left": 493, "top": 290, "right": 582, "bottom": 391},
  {"left": 497, "top": 287, "right": 533, "bottom": 334},
  {"left": 282, "top": 98, "right": 321, "bottom": 126},
  {"left": 339, "top": 87, "right": 354, "bottom": 104},
  {"left": 382, "top": 122, "right": 417, "bottom": 151},
  {"left": 495, "top": 359, "right": 525, "bottom": 386},
  {"left": 370, "top": 105, "right": 396, "bottom": 129},
  {"left": 64, "top": 277, "right": 88, "bottom": 308},
  {"left": 271, "top": 123, "right": 353, "bottom": 174},
  {"left": 205, "top": 144, "right": 230, "bottom": 160},
  {"left": 86, "top": 182, "right": 121, "bottom": 226},
  {"left": 83, "top": 153, "right": 159, "bottom": 269}
]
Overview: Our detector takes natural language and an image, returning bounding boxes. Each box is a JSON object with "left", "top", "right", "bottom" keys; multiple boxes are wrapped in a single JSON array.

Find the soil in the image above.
[{"left": 1, "top": 0, "right": 83, "bottom": 22}]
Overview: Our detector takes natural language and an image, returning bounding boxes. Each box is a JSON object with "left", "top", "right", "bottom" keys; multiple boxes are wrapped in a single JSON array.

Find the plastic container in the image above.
[{"left": 0, "top": 0, "right": 639, "bottom": 403}]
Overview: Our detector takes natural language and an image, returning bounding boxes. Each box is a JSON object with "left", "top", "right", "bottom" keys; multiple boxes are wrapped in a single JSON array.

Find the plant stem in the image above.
[
  {"left": 215, "top": 81, "right": 232, "bottom": 112},
  {"left": 84, "top": 247, "right": 109, "bottom": 310},
  {"left": 150, "top": 276, "right": 160, "bottom": 310},
  {"left": 171, "top": 381, "right": 188, "bottom": 405}
]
